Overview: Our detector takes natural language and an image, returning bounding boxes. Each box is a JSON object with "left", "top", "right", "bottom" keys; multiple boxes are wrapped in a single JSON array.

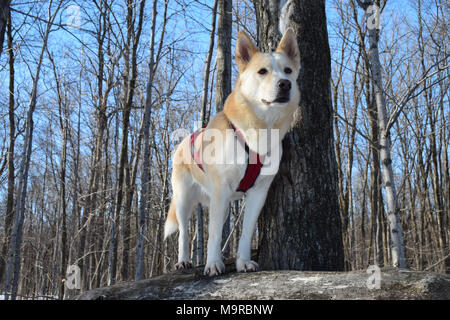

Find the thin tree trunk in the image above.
[
  {"left": 416, "top": 0, "right": 448, "bottom": 272},
  {"left": 64, "top": 60, "right": 83, "bottom": 299},
  {"left": 356, "top": 0, "right": 406, "bottom": 268},
  {"left": 200, "top": 0, "right": 218, "bottom": 124},
  {"left": 216, "top": 0, "right": 232, "bottom": 113},
  {"left": 216, "top": 0, "right": 232, "bottom": 259},
  {"left": 360, "top": 160, "right": 369, "bottom": 268},
  {"left": 79, "top": 0, "right": 110, "bottom": 290},
  {"left": 0, "top": 9, "right": 14, "bottom": 285},
  {"left": 195, "top": 0, "right": 218, "bottom": 266},
  {"left": 368, "top": 93, "right": 384, "bottom": 267},
  {"left": 0, "top": 0, "right": 10, "bottom": 59},
  {"left": 121, "top": 118, "right": 144, "bottom": 281},
  {"left": 136, "top": 0, "right": 155, "bottom": 281},
  {"left": 109, "top": 0, "right": 144, "bottom": 285},
  {"left": 59, "top": 92, "right": 68, "bottom": 300},
  {"left": 48, "top": 48, "right": 69, "bottom": 299}
]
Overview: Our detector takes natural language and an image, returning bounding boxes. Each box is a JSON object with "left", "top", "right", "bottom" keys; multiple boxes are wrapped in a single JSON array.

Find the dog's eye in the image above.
[
  {"left": 284, "top": 67, "right": 292, "bottom": 74},
  {"left": 258, "top": 68, "right": 267, "bottom": 75}
]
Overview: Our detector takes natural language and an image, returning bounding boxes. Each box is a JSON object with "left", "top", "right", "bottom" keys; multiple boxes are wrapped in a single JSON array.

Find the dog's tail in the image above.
[{"left": 164, "top": 198, "right": 178, "bottom": 239}]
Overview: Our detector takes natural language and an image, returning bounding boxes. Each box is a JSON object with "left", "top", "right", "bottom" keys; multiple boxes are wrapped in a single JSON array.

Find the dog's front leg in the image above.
[
  {"left": 204, "top": 192, "right": 229, "bottom": 276},
  {"left": 236, "top": 181, "right": 272, "bottom": 273}
]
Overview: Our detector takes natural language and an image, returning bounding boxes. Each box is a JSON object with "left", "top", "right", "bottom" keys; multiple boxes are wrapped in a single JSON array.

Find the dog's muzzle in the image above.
[{"left": 274, "top": 79, "right": 291, "bottom": 103}]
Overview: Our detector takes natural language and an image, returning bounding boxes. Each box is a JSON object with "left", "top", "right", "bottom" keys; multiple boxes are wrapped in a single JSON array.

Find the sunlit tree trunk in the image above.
[{"left": 356, "top": 0, "right": 406, "bottom": 268}]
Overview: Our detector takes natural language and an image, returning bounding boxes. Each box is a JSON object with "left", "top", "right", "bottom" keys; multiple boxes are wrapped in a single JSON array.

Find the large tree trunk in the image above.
[{"left": 254, "top": 0, "right": 344, "bottom": 271}]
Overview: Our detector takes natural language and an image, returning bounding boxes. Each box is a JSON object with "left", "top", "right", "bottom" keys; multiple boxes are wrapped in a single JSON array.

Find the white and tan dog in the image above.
[{"left": 164, "top": 28, "right": 300, "bottom": 276}]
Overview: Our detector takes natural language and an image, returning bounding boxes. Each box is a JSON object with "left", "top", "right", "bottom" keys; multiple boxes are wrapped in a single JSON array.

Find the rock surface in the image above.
[{"left": 74, "top": 266, "right": 449, "bottom": 300}]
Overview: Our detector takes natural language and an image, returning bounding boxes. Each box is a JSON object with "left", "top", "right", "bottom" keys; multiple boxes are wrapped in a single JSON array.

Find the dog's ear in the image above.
[
  {"left": 236, "top": 30, "right": 258, "bottom": 72},
  {"left": 276, "top": 28, "right": 300, "bottom": 69}
]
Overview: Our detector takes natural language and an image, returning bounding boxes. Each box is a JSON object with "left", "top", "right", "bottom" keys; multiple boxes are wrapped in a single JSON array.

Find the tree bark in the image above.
[
  {"left": 416, "top": 0, "right": 448, "bottom": 272},
  {"left": 194, "top": 0, "right": 218, "bottom": 266},
  {"left": 255, "top": 0, "right": 344, "bottom": 271},
  {"left": 57, "top": 65, "right": 69, "bottom": 300},
  {"left": 215, "top": 0, "right": 232, "bottom": 113},
  {"left": 79, "top": 0, "right": 112, "bottom": 290},
  {"left": 356, "top": 0, "right": 406, "bottom": 268},
  {"left": 216, "top": 0, "right": 233, "bottom": 259},
  {"left": 0, "top": 9, "right": 14, "bottom": 285},
  {"left": 136, "top": 0, "right": 156, "bottom": 281},
  {"left": 0, "top": 0, "right": 10, "bottom": 59},
  {"left": 109, "top": 0, "right": 144, "bottom": 285}
]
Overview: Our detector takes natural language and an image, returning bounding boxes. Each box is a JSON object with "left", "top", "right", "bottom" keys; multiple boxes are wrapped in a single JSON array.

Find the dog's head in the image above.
[{"left": 235, "top": 28, "right": 300, "bottom": 113}]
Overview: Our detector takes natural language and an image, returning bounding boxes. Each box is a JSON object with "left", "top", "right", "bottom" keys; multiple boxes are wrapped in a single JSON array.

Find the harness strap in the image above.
[
  {"left": 190, "top": 128, "right": 204, "bottom": 171},
  {"left": 228, "top": 121, "right": 264, "bottom": 192},
  {"left": 189, "top": 120, "right": 264, "bottom": 192}
]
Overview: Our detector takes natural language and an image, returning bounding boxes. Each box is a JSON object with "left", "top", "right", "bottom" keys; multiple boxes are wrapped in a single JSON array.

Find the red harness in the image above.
[{"left": 190, "top": 120, "right": 264, "bottom": 193}]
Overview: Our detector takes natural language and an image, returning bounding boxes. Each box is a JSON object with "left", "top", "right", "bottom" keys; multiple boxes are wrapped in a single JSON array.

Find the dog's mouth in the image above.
[
  {"left": 274, "top": 96, "right": 290, "bottom": 103},
  {"left": 262, "top": 96, "right": 290, "bottom": 105}
]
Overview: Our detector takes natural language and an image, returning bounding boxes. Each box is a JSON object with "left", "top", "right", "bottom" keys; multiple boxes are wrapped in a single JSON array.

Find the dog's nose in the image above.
[{"left": 278, "top": 79, "right": 291, "bottom": 91}]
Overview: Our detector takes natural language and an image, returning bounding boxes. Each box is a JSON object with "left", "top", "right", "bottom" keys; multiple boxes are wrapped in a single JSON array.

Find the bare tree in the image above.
[
  {"left": 216, "top": 0, "right": 233, "bottom": 259},
  {"left": 0, "top": 7, "right": 14, "bottom": 284},
  {"left": 193, "top": 0, "right": 219, "bottom": 267},
  {"left": 109, "top": 0, "right": 145, "bottom": 286},
  {"left": 355, "top": 0, "right": 406, "bottom": 268},
  {"left": 47, "top": 50, "right": 70, "bottom": 298},
  {"left": 136, "top": 0, "right": 156, "bottom": 281},
  {"left": 4, "top": 0, "right": 63, "bottom": 300}
]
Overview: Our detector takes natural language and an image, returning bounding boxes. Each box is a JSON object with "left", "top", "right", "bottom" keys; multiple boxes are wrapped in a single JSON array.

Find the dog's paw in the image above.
[
  {"left": 175, "top": 261, "right": 193, "bottom": 270},
  {"left": 204, "top": 260, "right": 225, "bottom": 276},
  {"left": 236, "top": 259, "right": 259, "bottom": 273}
]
